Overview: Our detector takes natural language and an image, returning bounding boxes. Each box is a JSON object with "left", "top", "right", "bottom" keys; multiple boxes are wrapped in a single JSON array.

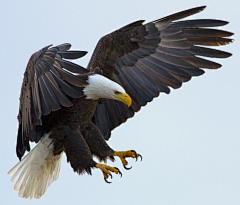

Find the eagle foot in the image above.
[
  {"left": 113, "top": 150, "right": 142, "bottom": 170},
  {"left": 96, "top": 163, "right": 122, "bottom": 184}
]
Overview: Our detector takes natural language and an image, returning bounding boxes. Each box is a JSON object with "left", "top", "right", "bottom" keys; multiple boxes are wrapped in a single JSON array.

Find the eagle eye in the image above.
[{"left": 114, "top": 91, "right": 121, "bottom": 95}]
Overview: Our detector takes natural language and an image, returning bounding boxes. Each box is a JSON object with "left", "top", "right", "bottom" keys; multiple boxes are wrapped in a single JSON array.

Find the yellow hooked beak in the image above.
[{"left": 114, "top": 92, "right": 132, "bottom": 107}]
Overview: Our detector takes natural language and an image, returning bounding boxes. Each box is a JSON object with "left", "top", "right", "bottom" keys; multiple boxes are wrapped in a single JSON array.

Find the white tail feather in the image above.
[{"left": 8, "top": 133, "right": 63, "bottom": 199}]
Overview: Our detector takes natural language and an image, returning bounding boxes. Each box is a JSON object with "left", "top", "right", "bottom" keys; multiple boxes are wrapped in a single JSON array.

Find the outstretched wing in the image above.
[
  {"left": 88, "top": 6, "right": 233, "bottom": 140},
  {"left": 17, "top": 43, "right": 89, "bottom": 159}
]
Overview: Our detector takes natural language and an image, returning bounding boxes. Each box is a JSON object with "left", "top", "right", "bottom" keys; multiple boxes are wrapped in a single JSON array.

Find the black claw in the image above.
[
  {"left": 104, "top": 178, "right": 112, "bottom": 184},
  {"left": 138, "top": 154, "right": 143, "bottom": 161},
  {"left": 114, "top": 167, "right": 122, "bottom": 178},
  {"left": 109, "top": 173, "right": 112, "bottom": 179},
  {"left": 130, "top": 150, "right": 142, "bottom": 162},
  {"left": 123, "top": 165, "right": 132, "bottom": 170},
  {"left": 131, "top": 150, "right": 137, "bottom": 155}
]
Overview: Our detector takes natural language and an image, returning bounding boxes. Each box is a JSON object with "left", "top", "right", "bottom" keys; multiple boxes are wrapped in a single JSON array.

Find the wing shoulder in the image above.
[{"left": 87, "top": 20, "right": 147, "bottom": 76}]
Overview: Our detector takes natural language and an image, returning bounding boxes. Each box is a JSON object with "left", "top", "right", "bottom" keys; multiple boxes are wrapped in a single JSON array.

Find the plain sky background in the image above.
[{"left": 1, "top": 0, "right": 239, "bottom": 204}]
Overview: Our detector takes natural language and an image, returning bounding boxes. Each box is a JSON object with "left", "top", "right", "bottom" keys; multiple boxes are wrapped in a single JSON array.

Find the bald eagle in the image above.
[{"left": 8, "top": 6, "right": 233, "bottom": 199}]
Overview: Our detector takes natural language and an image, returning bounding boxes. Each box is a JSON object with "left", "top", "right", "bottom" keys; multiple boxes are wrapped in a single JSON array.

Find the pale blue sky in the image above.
[{"left": 1, "top": 0, "right": 239, "bottom": 204}]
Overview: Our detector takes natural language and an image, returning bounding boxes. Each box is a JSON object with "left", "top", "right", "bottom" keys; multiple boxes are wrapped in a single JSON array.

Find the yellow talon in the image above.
[
  {"left": 96, "top": 163, "right": 122, "bottom": 183},
  {"left": 113, "top": 150, "right": 142, "bottom": 170}
]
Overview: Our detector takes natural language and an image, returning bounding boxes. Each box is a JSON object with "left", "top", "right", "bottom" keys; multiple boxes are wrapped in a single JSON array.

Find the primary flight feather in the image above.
[{"left": 8, "top": 6, "right": 233, "bottom": 199}]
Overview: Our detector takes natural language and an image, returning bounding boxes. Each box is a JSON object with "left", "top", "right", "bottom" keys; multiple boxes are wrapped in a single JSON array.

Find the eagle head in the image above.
[{"left": 83, "top": 74, "right": 132, "bottom": 107}]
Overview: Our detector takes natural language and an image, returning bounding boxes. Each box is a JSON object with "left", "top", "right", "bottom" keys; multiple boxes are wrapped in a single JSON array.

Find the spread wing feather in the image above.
[
  {"left": 88, "top": 6, "right": 233, "bottom": 140},
  {"left": 17, "top": 44, "right": 89, "bottom": 159}
]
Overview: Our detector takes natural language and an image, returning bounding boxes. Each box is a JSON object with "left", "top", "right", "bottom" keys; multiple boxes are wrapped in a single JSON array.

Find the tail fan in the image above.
[{"left": 8, "top": 133, "right": 63, "bottom": 199}]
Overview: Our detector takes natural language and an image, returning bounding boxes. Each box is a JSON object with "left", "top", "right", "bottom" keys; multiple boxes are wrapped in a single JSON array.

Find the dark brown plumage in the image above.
[
  {"left": 10, "top": 6, "right": 233, "bottom": 199},
  {"left": 89, "top": 6, "right": 233, "bottom": 140},
  {"left": 16, "top": 43, "right": 90, "bottom": 160}
]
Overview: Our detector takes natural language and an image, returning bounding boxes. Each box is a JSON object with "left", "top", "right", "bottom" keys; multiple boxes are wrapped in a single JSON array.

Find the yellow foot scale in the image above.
[
  {"left": 96, "top": 163, "right": 122, "bottom": 183},
  {"left": 113, "top": 150, "right": 142, "bottom": 170}
]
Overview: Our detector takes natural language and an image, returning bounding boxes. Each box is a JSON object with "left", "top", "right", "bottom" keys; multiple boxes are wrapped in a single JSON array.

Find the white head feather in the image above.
[{"left": 83, "top": 74, "right": 126, "bottom": 100}]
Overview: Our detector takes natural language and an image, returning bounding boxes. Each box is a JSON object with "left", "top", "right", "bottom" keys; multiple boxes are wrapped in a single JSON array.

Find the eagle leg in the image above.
[
  {"left": 83, "top": 122, "right": 115, "bottom": 162},
  {"left": 113, "top": 150, "right": 142, "bottom": 170},
  {"left": 95, "top": 163, "right": 122, "bottom": 183}
]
